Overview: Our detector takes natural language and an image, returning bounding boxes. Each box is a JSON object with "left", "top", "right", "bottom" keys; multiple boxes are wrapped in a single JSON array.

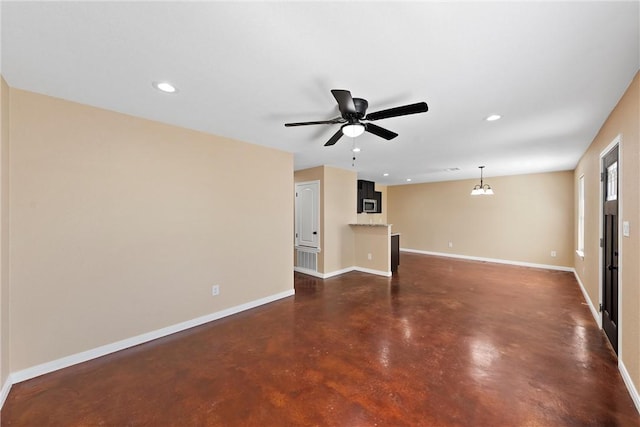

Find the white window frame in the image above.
[{"left": 576, "top": 174, "right": 585, "bottom": 258}]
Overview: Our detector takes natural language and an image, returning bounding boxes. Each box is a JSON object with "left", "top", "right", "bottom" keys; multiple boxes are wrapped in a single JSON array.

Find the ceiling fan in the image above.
[{"left": 284, "top": 89, "right": 429, "bottom": 146}]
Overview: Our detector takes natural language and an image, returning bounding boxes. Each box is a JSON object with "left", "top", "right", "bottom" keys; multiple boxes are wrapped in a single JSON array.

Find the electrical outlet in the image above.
[
  {"left": 212, "top": 285, "right": 220, "bottom": 296},
  {"left": 550, "top": 251, "right": 557, "bottom": 257},
  {"left": 367, "top": 253, "right": 372, "bottom": 260},
  {"left": 448, "top": 241, "right": 453, "bottom": 248}
]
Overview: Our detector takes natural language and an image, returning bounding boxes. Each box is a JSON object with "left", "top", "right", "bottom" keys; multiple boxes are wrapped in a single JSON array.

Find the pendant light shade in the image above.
[{"left": 471, "top": 166, "right": 494, "bottom": 196}]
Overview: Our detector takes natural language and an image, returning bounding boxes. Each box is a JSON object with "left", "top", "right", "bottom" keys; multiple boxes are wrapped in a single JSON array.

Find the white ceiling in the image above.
[{"left": 1, "top": 1, "right": 638, "bottom": 185}]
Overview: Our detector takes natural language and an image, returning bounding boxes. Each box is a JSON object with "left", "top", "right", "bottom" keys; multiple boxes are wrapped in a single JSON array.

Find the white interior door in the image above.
[{"left": 295, "top": 181, "right": 319, "bottom": 248}]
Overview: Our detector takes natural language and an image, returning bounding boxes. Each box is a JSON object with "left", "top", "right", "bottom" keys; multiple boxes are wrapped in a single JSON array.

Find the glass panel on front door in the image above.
[{"left": 606, "top": 161, "right": 617, "bottom": 201}]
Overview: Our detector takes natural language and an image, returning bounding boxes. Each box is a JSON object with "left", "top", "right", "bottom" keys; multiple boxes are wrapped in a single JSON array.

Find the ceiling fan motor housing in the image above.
[{"left": 352, "top": 98, "right": 368, "bottom": 119}]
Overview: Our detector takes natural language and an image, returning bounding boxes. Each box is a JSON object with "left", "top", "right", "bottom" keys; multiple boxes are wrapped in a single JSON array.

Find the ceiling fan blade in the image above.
[
  {"left": 331, "top": 89, "right": 356, "bottom": 116},
  {"left": 365, "top": 102, "right": 428, "bottom": 121},
  {"left": 284, "top": 117, "right": 344, "bottom": 127},
  {"left": 365, "top": 123, "right": 398, "bottom": 140},
  {"left": 324, "top": 128, "right": 344, "bottom": 146}
]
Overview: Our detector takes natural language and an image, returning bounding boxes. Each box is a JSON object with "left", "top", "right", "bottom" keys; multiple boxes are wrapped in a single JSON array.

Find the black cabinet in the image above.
[
  {"left": 357, "top": 180, "right": 372, "bottom": 213},
  {"left": 357, "top": 180, "right": 382, "bottom": 213},
  {"left": 373, "top": 191, "right": 382, "bottom": 213},
  {"left": 391, "top": 234, "right": 400, "bottom": 272}
]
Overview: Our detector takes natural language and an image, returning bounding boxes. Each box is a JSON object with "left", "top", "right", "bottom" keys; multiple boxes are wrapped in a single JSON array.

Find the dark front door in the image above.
[{"left": 602, "top": 146, "right": 619, "bottom": 353}]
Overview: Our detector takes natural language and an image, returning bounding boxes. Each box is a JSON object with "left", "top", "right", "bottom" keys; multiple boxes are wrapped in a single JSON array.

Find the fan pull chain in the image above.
[{"left": 351, "top": 140, "right": 357, "bottom": 167}]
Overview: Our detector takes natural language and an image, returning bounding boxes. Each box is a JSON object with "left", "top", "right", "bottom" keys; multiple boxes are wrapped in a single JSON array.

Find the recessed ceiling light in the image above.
[
  {"left": 485, "top": 114, "right": 501, "bottom": 121},
  {"left": 406, "top": 178, "right": 412, "bottom": 182},
  {"left": 352, "top": 147, "right": 361, "bottom": 153},
  {"left": 445, "top": 167, "right": 460, "bottom": 172},
  {"left": 383, "top": 173, "right": 389, "bottom": 177},
  {"left": 153, "top": 81, "right": 177, "bottom": 93}
]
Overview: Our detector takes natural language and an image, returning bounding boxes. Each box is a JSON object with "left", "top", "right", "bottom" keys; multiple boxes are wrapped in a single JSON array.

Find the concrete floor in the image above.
[{"left": 2, "top": 253, "right": 638, "bottom": 426}]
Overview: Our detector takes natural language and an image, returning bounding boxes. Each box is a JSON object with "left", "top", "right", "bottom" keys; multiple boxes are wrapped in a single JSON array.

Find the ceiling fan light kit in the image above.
[
  {"left": 342, "top": 123, "right": 365, "bottom": 138},
  {"left": 285, "top": 89, "right": 428, "bottom": 146},
  {"left": 471, "top": 166, "right": 494, "bottom": 196}
]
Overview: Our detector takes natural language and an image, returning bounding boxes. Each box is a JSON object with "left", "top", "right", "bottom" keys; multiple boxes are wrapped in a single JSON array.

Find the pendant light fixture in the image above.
[{"left": 471, "top": 166, "right": 494, "bottom": 195}]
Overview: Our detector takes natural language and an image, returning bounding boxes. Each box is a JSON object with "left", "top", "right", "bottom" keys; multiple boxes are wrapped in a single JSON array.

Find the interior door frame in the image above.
[{"left": 599, "top": 134, "right": 622, "bottom": 354}]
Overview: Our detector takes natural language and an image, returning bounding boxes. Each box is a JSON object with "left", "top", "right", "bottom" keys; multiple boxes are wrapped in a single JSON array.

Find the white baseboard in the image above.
[
  {"left": 300, "top": 249, "right": 572, "bottom": 280},
  {"left": 400, "top": 248, "right": 573, "bottom": 272},
  {"left": 9, "top": 289, "right": 295, "bottom": 386},
  {"left": 572, "top": 270, "right": 601, "bottom": 327},
  {"left": 294, "top": 266, "right": 326, "bottom": 278},
  {"left": 323, "top": 267, "right": 356, "bottom": 278},
  {"left": 619, "top": 359, "right": 640, "bottom": 414},
  {"left": 0, "top": 376, "right": 11, "bottom": 408},
  {"left": 294, "top": 266, "right": 354, "bottom": 279},
  {"left": 296, "top": 266, "right": 390, "bottom": 279},
  {"left": 352, "top": 266, "right": 392, "bottom": 277}
]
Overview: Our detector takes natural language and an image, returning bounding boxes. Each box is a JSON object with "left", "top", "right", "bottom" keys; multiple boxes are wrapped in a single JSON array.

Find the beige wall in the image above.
[
  {"left": 352, "top": 225, "right": 391, "bottom": 273},
  {"left": 0, "top": 77, "right": 10, "bottom": 386},
  {"left": 322, "top": 166, "right": 357, "bottom": 273},
  {"left": 388, "top": 171, "right": 574, "bottom": 268},
  {"left": 574, "top": 72, "right": 639, "bottom": 398},
  {"left": 9, "top": 88, "right": 294, "bottom": 371},
  {"left": 294, "top": 166, "right": 357, "bottom": 275}
]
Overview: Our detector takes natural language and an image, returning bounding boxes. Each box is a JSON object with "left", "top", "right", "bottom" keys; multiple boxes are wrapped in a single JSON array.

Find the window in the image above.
[
  {"left": 577, "top": 175, "right": 585, "bottom": 258},
  {"left": 606, "top": 161, "right": 617, "bottom": 201}
]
